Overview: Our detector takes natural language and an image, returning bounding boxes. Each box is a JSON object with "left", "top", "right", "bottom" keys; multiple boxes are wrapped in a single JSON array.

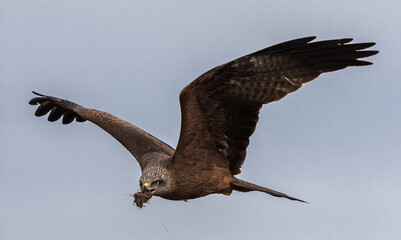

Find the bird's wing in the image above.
[
  {"left": 29, "top": 92, "right": 174, "bottom": 169},
  {"left": 172, "top": 36, "right": 378, "bottom": 174}
]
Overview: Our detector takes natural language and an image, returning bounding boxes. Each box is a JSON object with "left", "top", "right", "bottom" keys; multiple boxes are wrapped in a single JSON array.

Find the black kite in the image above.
[{"left": 29, "top": 36, "right": 378, "bottom": 207}]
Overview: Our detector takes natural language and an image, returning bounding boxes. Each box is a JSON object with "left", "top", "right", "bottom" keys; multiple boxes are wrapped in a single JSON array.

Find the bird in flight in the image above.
[{"left": 29, "top": 36, "right": 378, "bottom": 207}]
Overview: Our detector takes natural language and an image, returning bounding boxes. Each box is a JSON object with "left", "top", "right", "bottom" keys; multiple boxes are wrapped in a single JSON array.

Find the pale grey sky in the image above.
[{"left": 1, "top": 1, "right": 400, "bottom": 239}]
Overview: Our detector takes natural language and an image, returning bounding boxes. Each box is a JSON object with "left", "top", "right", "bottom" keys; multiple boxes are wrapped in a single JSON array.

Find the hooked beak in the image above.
[{"left": 141, "top": 183, "right": 156, "bottom": 193}]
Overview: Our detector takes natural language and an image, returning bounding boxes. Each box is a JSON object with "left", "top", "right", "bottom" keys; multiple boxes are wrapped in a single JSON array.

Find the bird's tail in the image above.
[{"left": 232, "top": 178, "right": 307, "bottom": 203}]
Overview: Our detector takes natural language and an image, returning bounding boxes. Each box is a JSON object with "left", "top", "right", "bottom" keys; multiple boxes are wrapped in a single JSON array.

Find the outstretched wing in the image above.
[
  {"left": 29, "top": 92, "right": 174, "bottom": 169},
  {"left": 173, "top": 36, "right": 378, "bottom": 174}
]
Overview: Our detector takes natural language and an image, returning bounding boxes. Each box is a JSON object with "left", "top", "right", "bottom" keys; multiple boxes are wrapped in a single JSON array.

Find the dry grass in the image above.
[{"left": 130, "top": 192, "right": 153, "bottom": 208}]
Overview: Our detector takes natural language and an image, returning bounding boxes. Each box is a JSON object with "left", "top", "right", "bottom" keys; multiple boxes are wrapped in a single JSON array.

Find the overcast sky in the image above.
[{"left": 1, "top": 0, "right": 400, "bottom": 239}]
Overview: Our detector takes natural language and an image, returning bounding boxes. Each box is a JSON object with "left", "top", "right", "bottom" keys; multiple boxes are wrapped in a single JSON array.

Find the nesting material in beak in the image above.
[{"left": 131, "top": 191, "right": 153, "bottom": 208}]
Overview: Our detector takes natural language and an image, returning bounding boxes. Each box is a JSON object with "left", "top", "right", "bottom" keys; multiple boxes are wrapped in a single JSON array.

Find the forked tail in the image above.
[{"left": 232, "top": 178, "right": 307, "bottom": 203}]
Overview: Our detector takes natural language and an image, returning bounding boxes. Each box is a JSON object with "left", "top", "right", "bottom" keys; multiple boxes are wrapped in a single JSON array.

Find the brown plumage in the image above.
[{"left": 29, "top": 36, "right": 378, "bottom": 207}]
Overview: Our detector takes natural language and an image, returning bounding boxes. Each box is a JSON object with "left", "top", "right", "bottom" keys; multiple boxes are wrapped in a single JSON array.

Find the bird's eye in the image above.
[{"left": 152, "top": 180, "right": 161, "bottom": 186}]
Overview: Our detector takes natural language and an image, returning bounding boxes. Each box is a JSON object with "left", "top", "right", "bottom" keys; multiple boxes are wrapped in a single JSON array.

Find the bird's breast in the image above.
[{"left": 161, "top": 165, "right": 233, "bottom": 201}]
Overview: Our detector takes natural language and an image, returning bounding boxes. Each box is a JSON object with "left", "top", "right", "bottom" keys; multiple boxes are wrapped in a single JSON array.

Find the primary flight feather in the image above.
[{"left": 29, "top": 36, "right": 378, "bottom": 207}]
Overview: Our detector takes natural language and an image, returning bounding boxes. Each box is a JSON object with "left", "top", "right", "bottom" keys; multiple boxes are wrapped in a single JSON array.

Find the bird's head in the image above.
[{"left": 139, "top": 165, "right": 171, "bottom": 196}]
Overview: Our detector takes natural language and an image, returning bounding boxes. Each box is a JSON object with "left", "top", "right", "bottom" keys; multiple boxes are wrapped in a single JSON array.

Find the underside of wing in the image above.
[
  {"left": 29, "top": 92, "right": 174, "bottom": 169},
  {"left": 173, "top": 36, "right": 378, "bottom": 174}
]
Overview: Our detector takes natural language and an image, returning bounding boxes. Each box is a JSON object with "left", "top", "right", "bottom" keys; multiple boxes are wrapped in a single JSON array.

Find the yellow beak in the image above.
[{"left": 142, "top": 183, "right": 156, "bottom": 193}]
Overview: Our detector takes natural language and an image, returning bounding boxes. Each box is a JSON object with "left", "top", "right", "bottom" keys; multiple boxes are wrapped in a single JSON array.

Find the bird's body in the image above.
[
  {"left": 169, "top": 159, "right": 234, "bottom": 200},
  {"left": 29, "top": 36, "right": 378, "bottom": 207}
]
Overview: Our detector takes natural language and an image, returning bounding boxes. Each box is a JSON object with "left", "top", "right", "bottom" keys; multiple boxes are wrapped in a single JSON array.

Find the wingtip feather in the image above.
[
  {"left": 339, "top": 38, "right": 353, "bottom": 44},
  {"left": 354, "top": 60, "right": 374, "bottom": 66},
  {"left": 32, "top": 91, "right": 44, "bottom": 97},
  {"left": 306, "top": 36, "right": 317, "bottom": 41}
]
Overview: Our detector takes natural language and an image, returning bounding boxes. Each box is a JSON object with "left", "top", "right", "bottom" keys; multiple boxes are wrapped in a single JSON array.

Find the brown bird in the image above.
[{"left": 29, "top": 36, "right": 378, "bottom": 207}]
